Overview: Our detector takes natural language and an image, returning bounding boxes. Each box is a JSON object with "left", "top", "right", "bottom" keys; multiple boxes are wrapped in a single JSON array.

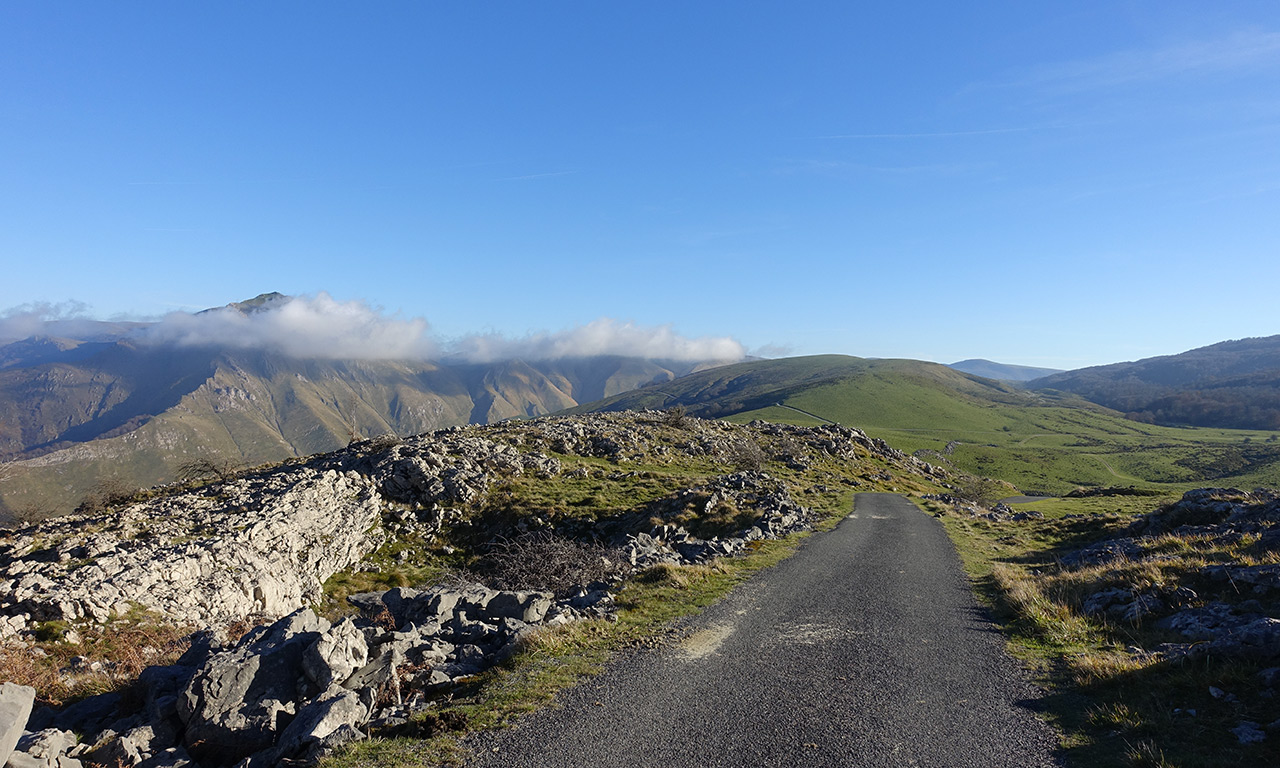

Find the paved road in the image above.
[{"left": 466, "top": 494, "right": 1061, "bottom": 767}]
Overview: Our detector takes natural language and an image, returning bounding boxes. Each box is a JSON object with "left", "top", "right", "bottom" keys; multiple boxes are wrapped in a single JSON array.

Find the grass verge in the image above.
[{"left": 922, "top": 494, "right": 1280, "bottom": 767}]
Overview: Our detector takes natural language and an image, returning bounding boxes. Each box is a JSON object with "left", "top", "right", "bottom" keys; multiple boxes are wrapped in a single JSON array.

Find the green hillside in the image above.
[{"left": 572, "top": 355, "right": 1280, "bottom": 495}]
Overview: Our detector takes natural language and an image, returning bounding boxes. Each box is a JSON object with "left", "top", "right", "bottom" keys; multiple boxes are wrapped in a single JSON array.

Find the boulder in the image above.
[
  {"left": 248, "top": 686, "right": 366, "bottom": 766},
  {"left": 178, "top": 609, "right": 329, "bottom": 766},
  {"left": 0, "top": 682, "right": 36, "bottom": 765},
  {"left": 303, "top": 618, "right": 368, "bottom": 689}
]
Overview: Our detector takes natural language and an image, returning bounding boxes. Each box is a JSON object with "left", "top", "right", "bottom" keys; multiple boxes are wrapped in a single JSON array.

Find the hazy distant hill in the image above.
[
  {"left": 0, "top": 304, "right": 729, "bottom": 516},
  {"left": 948, "top": 359, "right": 1062, "bottom": 382},
  {"left": 1028, "top": 335, "right": 1280, "bottom": 430}
]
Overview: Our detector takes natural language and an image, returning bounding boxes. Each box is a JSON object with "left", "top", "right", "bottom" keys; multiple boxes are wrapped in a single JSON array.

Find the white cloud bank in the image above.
[
  {"left": 143, "top": 293, "right": 438, "bottom": 360},
  {"left": 133, "top": 293, "right": 744, "bottom": 363},
  {"left": 0, "top": 301, "right": 95, "bottom": 341},
  {"left": 450, "top": 318, "right": 745, "bottom": 363}
]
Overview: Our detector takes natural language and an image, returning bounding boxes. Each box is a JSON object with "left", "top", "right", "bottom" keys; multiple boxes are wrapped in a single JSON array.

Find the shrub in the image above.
[
  {"left": 177, "top": 457, "right": 245, "bottom": 485},
  {"left": 75, "top": 478, "right": 139, "bottom": 515},
  {"left": 661, "top": 405, "right": 690, "bottom": 428},
  {"left": 722, "top": 437, "right": 765, "bottom": 472},
  {"left": 476, "top": 532, "right": 627, "bottom": 595}
]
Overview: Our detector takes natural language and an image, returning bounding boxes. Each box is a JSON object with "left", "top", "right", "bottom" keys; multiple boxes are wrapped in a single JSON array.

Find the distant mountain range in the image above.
[
  {"left": 947, "top": 359, "right": 1062, "bottom": 382},
  {"left": 1, "top": 292, "right": 1277, "bottom": 516},
  {"left": 0, "top": 296, "right": 732, "bottom": 516}
]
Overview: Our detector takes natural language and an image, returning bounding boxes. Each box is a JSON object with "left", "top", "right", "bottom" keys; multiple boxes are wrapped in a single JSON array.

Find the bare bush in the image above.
[
  {"left": 477, "top": 532, "right": 627, "bottom": 595},
  {"left": 954, "top": 476, "right": 1008, "bottom": 507},
  {"left": 661, "top": 405, "right": 690, "bottom": 428},
  {"left": 75, "top": 478, "right": 139, "bottom": 515},
  {"left": 177, "top": 457, "right": 245, "bottom": 485},
  {"left": 722, "top": 437, "right": 766, "bottom": 472},
  {"left": 8, "top": 501, "right": 57, "bottom": 528}
]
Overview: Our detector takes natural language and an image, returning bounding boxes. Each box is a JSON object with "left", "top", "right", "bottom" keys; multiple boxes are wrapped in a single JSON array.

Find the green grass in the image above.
[
  {"left": 922, "top": 494, "right": 1280, "bottom": 767},
  {"left": 574, "top": 355, "right": 1280, "bottom": 497}
]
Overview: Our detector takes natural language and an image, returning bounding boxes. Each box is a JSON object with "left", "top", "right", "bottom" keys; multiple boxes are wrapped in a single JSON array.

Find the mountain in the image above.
[
  {"left": 948, "top": 359, "right": 1062, "bottom": 382},
  {"left": 0, "top": 299, "right": 733, "bottom": 517},
  {"left": 1028, "top": 335, "right": 1280, "bottom": 430},
  {"left": 568, "top": 354, "right": 1280, "bottom": 496},
  {"left": 564, "top": 354, "right": 1064, "bottom": 426}
]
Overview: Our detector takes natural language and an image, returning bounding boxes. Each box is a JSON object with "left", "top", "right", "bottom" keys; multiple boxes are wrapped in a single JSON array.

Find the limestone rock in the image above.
[
  {"left": 0, "top": 682, "right": 36, "bottom": 766},
  {"left": 0, "top": 469, "right": 383, "bottom": 630},
  {"left": 302, "top": 618, "right": 368, "bottom": 689},
  {"left": 178, "top": 609, "right": 329, "bottom": 765}
]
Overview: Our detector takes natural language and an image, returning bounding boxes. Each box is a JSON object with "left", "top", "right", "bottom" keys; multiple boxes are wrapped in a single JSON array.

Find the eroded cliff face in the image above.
[{"left": 0, "top": 467, "right": 384, "bottom": 631}]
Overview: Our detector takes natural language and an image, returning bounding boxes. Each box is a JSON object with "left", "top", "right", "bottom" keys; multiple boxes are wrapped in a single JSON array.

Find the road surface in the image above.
[{"left": 465, "top": 493, "right": 1061, "bottom": 767}]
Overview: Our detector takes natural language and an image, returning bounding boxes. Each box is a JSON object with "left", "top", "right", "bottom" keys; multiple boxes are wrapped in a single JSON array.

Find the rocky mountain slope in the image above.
[
  {"left": 0, "top": 410, "right": 947, "bottom": 767},
  {"left": 0, "top": 298, "right": 731, "bottom": 517}
]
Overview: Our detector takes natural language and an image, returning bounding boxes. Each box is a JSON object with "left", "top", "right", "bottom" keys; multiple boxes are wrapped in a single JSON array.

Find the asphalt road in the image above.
[{"left": 466, "top": 493, "right": 1062, "bottom": 767}]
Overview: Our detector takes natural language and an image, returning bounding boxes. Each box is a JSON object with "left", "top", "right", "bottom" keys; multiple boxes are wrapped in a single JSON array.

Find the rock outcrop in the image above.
[
  {"left": 0, "top": 411, "right": 924, "bottom": 642},
  {"left": 0, "top": 410, "right": 940, "bottom": 766},
  {"left": 10, "top": 582, "right": 613, "bottom": 768},
  {"left": 0, "top": 468, "right": 383, "bottom": 632}
]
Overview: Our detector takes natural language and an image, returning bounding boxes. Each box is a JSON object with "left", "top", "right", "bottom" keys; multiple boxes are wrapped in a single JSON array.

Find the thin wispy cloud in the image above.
[
  {"left": 496, "top": 170, "right": 579, "bottom": 181},
  {"left": 818, "top": 127, "right": 1035, "bottom": 140},
  {"left": 776, "top": 158, "right": 987, "bottom": 178},
  {"left": 991, "top": 29, "right": 1280, "bottom": 93}
]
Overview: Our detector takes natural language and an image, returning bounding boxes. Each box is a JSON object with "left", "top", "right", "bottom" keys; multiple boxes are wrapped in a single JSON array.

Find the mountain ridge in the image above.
[
  {"left": 0, "top": 330, "right": 733, "bottom": 516},
  {"left": 1028, "top": 334, "right": 1280, "bottom": 429},
  {"left": 948, "top": 358, "right": 1062, "bottom": 381}
]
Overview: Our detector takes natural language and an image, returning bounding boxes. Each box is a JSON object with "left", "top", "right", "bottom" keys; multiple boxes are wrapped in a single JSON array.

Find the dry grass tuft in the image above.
[{"left": 0, "top": 616, "right": 193, "bottom": 707}]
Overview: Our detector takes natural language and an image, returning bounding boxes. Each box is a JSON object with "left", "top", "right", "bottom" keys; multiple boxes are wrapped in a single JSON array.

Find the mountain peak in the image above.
[{"left": 199, "top": 292, "right": 292, "bottom": 316}]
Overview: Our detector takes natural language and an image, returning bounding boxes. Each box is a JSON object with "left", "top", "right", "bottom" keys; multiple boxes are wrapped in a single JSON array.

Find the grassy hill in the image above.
[{"left": 571, "top": 355, "right": 1280, "bottom": 495}]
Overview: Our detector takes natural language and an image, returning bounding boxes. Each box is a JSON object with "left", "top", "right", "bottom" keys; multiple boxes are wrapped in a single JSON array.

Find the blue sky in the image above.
[{"left": 2, "top": 2, "right": 1278, "bottom": 369}]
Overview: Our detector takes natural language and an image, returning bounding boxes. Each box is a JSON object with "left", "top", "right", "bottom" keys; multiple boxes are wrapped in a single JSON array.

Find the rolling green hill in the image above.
[{"left": 570, "top": 355, "right": 1280, "bottom": 495}]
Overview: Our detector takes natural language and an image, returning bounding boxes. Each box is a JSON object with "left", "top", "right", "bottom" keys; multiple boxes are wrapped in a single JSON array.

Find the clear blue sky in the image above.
[{"left": 3, "top": 1, "right": 1278, "bottom": 369}]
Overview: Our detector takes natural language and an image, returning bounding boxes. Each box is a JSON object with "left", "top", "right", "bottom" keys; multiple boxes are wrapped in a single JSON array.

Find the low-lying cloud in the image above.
[
  {"left": 143, "top": 293, "right": 437, "bottom": 360},
  {"left": 450, "top": 318, "right": 745, "bottom": 363},
  {"left": 2, "top": 293, "right": 745, "bottom": 363},
  {"left": 0, "top": 300, "right": 95, "bottom": 341}
]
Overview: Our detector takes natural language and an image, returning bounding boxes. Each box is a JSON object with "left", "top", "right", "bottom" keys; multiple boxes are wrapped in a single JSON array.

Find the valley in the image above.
[{"left": 573, "top": 354, "right": 1280, "bottom": 496}]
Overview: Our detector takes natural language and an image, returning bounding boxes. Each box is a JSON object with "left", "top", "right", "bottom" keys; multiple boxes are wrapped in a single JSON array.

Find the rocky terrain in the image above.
[
  {"left": 1063, "top": 488, "right": 1280, "bottom": 665},
  {"left": 0, "top": 411, "right": 942, "bottom": 767},
  {"left": 988, "top": 488, "right": 1280, "bottom": 750}
]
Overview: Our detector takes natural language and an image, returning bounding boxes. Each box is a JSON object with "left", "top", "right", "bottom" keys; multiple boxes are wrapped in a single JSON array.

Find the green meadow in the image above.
[{"left": 576, "top": 354, "right": 1280, "bottom": 494}]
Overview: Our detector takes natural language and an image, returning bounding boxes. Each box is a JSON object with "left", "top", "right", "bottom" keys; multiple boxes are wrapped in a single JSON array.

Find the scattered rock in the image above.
[
  {"left": 1232, "top": 721, "right": 1267, "bottom": 744},
  {"left": 0, "top": 412, "right": 932, "bottom": 767}
]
